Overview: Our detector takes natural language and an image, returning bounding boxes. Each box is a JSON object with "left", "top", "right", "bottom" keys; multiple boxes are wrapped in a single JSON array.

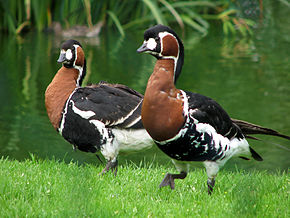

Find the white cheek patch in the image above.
[
  {"left": 66, "top": 49, "right": 73, "bottom": 60},
  {"left": 146, "top": 38, "right": 157, "bottom": 50}
]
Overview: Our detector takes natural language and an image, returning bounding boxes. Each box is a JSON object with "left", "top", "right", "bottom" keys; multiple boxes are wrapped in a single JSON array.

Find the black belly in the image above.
[{"left": 155, "top": 116, "right": 224, "bottom": 162}]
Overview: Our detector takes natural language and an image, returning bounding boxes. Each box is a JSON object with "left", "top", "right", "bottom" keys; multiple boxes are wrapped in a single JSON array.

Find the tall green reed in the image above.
[{"left": 0, "top": 0, "right": 256, "bottom": 36}]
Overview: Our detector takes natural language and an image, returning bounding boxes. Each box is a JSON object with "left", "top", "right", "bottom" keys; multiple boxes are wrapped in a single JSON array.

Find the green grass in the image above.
[{"left": 0, "top": 157, "right": 288, "bottom": 217}]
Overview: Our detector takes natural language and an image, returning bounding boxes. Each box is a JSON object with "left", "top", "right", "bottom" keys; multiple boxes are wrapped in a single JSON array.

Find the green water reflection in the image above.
[{"left": 0, "top": 13, "right": 289, "bottom": 172}]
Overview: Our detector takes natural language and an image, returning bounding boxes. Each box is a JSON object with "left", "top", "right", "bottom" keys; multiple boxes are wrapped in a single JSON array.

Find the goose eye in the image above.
[
  {"left": 66, "top": 49, "right": 73, "bottom": 60},
  {"left": 155, "top": 37, "right": 159, "bottom": 41}
]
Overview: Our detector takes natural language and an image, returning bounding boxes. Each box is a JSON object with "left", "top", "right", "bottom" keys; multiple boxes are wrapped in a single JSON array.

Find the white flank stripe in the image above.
[
  {"left": 108, "top": 100, "right": 142, "bottom": 126},
  {"left": 224, "top": 127, "right": 232, "bottom": 137},
  {"left": 125, "top": 116, "right": 141, "bottom": 128},
  {"left": 89, "top": 120, "right": 106, "bottom": 135},
  {"left": 71, "top": 101, "right": 95, "bottom": 119},
  {"left": 58, "top": 89, "right": 77, "bottom": 134}
]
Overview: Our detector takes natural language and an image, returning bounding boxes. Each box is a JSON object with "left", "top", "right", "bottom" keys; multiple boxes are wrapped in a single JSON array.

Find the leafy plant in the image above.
[{"left": 0, "top": 0, "right": 257, "bottom": 36}]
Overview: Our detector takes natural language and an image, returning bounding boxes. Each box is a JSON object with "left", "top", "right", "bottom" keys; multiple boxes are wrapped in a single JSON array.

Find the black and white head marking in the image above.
[
  {"left": 137, "top": 24, "right": 184, "bottom": 83},
  {"left": 57, "top": 39, "right": 82, "bottom": 68},
  {"left": 57, "top": 39, "right": 86, "bottom": 87}
]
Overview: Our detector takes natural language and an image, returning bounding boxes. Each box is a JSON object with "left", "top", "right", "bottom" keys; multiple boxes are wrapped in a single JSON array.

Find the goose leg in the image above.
[
  {"left": 159, "top": 172, "right": 187, "bottom": 189},
  {"left": 204, "top": 161, "right": 219, "bottom": 195},
  {"left": 207, "top": 178, "right": 215, "bottom": 195},
  {"left": 99, "top": 141, "right": 119, "bottom": 176},
  {"left": 100, "top": 159, "right": 118, "bottom": 176}
]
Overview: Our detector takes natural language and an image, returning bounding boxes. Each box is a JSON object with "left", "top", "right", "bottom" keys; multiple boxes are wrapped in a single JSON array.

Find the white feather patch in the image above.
[
  {"left": 58, "top": 89, "right": 77, "bottom": 134},
  {"left": 89, "top": 119, "right": 109, "bottom": 140},
  {"left": 146, "top": 38, "right": 157, "bottom": 50},
  {"left": 112, "top": 129, "right": 153, "bottom": 153},
  {"left": 125, "top": 116, "right": 141, "bottom": 128},
  {"left": 105, "top": 101, "right": 142, "bottom": 126},
  {"left": 66, "top": 49, "right": 73, "bottom": 60},
  {"left": 71, "top": 101, "right": 95, "bottom": 119}
]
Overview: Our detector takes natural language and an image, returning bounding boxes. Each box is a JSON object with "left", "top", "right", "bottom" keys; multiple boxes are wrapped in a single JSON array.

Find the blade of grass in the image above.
[
  {"left": 0, "top": 0, "right": 17, "bottom": 33},
  {"left": 223, "top": 20, "right": 229, "bottom": 35},
  {"left": 172, "top": 1, "right": 218, "bottom": 9},
  {"left": 16, "top": 21, "right": 30, "bottom": 34},
  {"left": 159, "top": 0, "right": 184, "bottom": 30},
  {"left": 217, "top": 9, "right": 238, "bottom": 19},
  {"left": 181, "top": 14, "right": 207, "bottom": 35},
  {"left": 143, "top": 0, "right": 166, "bottom": 25},
  {"left": 180, "top": 7, "right": 209, "bottom": 29},
  {"left": 122, "top": 16, "right": 155, "bottom": 30},
  {"left": 7, "top": 16, "right": 16, "bottom": 34},
  {"left": 25, "top": 0, "right": 31, "bottom": 20},
  {"left": 107, "top": 10, "right": 125, "bottom": 37},
  {"left": 83, "top": 0, "right": 92, "bottom": 27},
  {"left": 278, "top": 0, "right": 290, "bottom": 7}
]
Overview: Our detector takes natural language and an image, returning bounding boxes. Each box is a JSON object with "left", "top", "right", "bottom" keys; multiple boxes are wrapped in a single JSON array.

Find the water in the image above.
[{"left": 0, "top": 8, "right": 289, "bottom": 172}]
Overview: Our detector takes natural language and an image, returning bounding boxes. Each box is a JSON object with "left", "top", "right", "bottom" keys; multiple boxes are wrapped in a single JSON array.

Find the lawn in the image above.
[{"left": 0, "top": 157, "right": 288, "bottom": 217}]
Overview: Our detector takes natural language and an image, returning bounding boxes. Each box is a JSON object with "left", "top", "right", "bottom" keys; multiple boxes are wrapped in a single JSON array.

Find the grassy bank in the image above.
[{"left": 0, "top": 157, "right": 288, "bottom": 217}]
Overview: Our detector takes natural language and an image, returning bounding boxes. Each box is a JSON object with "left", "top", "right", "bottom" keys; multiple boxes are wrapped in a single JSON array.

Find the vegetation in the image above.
[
  {"left": 0, "top": 0, "right": 256, "bottom": 36},
  {"left": 0, "top": 157, "right": 288, "bottom": 217}
]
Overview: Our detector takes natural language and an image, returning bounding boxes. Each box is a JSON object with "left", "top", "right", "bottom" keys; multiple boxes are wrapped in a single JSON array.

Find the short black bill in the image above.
[
  {"left": 57, "top": 53, "right": 66, "bottom": 63},
  {"left": 137, "top": 43, "right": 148, "bottom": 53}
]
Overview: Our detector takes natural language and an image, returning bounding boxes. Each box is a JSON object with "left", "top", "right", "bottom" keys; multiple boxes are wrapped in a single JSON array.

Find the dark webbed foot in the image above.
[
  {"left": 100, "top": 159, "right": 118, "bottom": 176},
  {"left": 207, "top": 178, "right": 215, "bottom": 195},
  {"left": 159, "top": 172, "right": 187, "bottom": 190}
]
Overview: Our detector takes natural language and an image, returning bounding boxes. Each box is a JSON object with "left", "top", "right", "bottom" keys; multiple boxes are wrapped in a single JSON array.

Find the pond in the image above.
[{"left": 0, "top": 13, "right": 289, "bottom": 172}]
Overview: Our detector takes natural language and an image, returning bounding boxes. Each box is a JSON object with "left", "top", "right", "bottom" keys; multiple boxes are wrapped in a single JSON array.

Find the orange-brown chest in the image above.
[
  {"left": 141, "top": 59, "right": 185, "bottom": 141},
  {"left": 45, "top": 67, "right": 79, "bottom": 130}
]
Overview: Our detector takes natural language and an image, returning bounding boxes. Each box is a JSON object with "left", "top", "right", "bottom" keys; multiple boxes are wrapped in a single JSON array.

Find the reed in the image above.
[{"left": 0, "top": 0, "right": 256, "bottom": 36}]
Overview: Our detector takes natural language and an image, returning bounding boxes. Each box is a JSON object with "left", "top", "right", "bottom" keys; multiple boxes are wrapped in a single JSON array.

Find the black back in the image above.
[
  {"left": 71, "top": 82, "right": 144, "bottom": 129},
  {"left": 185, "top": 91, "right": 244, "bottom": 140}
]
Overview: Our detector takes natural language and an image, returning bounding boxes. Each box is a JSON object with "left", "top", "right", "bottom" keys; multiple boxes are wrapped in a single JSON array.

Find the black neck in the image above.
[
  {"left": 77, "top": 59, "right": 86, "bottom": 87},
  {"left": 174, "top": 39, "right": 184, "bottom": 84}
]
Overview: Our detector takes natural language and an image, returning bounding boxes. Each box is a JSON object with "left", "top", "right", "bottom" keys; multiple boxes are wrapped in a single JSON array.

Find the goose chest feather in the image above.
[
  {"left": 142, "top": 59, "right": 185, "bottom": 141},
  {"left": 45, "top": 67, "right": 80, "bottom": 129},
  {"left": 45, "top": 39, "right": 153, "bottom": 175}
]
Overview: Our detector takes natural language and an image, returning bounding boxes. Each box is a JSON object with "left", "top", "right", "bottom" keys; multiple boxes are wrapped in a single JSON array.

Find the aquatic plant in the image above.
[{"left": 0, "top": 0, "right": 256, "bottom": 36}]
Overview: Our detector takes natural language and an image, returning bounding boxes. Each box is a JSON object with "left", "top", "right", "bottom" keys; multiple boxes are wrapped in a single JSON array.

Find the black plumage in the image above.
[
  {"left": 69, "top": 83, "right": 143, "bottom": 128},
  {"left": 61, "top": 82, "right": 144, "bottom": 152},
  {"left": 185, "top": 91, "right": 244, "bottom": 140}
]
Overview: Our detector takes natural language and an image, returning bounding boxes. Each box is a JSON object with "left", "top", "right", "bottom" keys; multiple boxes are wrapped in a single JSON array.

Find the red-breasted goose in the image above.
[
  {"left": 137, "top": 25, "right": 290, "bottom": 194},
  {"left": 45, "top": 39, "right": 153, "bottom": 175}
]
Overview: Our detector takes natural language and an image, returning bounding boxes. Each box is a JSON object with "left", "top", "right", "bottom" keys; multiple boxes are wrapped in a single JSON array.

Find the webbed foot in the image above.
[
  {"left": 100, "top": 159, "right": 118, "bottom": 176},
  {"left": 207, "top": 178, "right": 215, "bottom": 195}
]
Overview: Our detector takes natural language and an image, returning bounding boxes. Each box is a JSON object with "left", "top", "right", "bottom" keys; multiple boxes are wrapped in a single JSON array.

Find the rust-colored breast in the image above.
[
  {"left": 45, "top": 67, "right": 79, "bottom": 130},
  {"left": 141, "top": 59, "right": 185, "bottom": 141}
]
